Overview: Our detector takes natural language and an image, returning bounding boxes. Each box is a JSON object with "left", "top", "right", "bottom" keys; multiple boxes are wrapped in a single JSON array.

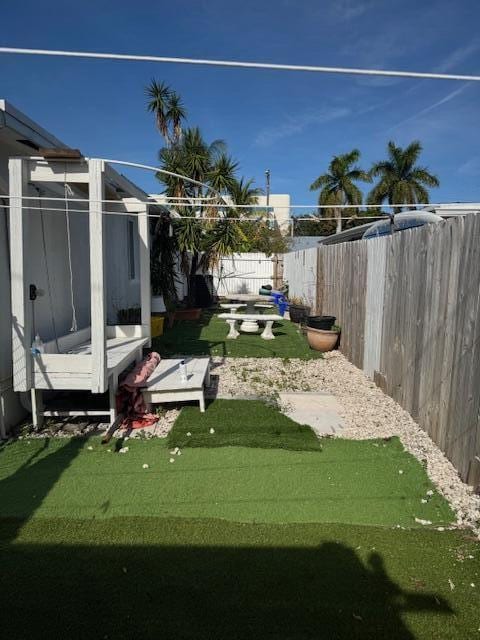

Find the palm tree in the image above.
[
  {"left": 229, "top": 177, "right": 263, "bottom": 208},
  {"left": 146, "top": 79, "right": 186, "bottom": 146},
  {"left": 156, "top": 127, "right": 245, "bottom": 303},
  {"left": 310, "top": 149, "right": 371, "bottom": 233},
  {"left": 367, "top": 141, "right": 439, "bottom": 210}
]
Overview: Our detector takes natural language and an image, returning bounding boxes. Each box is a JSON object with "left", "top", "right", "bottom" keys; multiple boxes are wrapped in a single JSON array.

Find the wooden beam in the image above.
[
  {"left": 9, "top": 158, "right": 32, "bottom": 392},
  {"left": 89, "top": 159, "right": 108, "bottom": 393},
  {"left": 138, "top": 205, "right": 151, "bottom": 346},
  {"left": 28, "top": 159, "right": 89, "bottom": 183}
]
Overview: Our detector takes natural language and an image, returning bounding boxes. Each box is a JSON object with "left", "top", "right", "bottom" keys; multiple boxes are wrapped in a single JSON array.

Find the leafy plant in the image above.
[
  {"left": 117, "top": 306, "right": 141, "bottom": 325},
  {"left": 367, "top": 140, "right": 439, "bottom": 209},
  {"left": 309, "top": 149, "right": 371, "bottom": 234}
]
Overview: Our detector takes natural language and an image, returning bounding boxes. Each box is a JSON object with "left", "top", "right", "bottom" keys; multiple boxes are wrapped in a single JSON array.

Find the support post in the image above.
[
  {"left": 89, "top": 159, "right": 107, "bottom": 393},
  {"left": 9, "top": 158, "right": 32, "bottom": 392},
  {"left": 138, "top": 204, "right": 151, "bottom": 347}
]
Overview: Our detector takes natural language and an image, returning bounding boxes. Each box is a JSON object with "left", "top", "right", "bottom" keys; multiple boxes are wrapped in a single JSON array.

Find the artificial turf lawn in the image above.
[
  {"left": 1, "top": 517, "right": 479, "bottom": 639},
  {"left": 169, "top": 399, "right": 324, "bottom": 450},
  {"left": 0, "top": 435, "right": 453, "bottom": 527},
  {"left": 152, "top": 308, "right": 321, "bottom": 359}
]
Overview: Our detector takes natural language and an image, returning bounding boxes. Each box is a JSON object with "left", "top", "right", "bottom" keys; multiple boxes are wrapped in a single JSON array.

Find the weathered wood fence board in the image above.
[{"left": 284, "top": 214, "right": 480, "bottom": 488}]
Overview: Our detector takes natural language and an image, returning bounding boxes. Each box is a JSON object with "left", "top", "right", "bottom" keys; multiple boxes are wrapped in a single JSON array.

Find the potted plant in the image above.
[
  {"left": 288, "top": 297, "right": 311, "bottom": 324},
  {"left": 306, "top": 323, "right": 341, "bottom": 352},
  {"left": 306, "top": 315, "right": 336, "bottom": 330}
]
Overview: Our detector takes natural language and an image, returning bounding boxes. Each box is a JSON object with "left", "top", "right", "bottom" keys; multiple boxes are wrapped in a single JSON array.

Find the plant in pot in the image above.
[
  {"left": 306, "top": 322, "right": 341, "bottom": 352},
  {"left": 288, "top": 296, "right": 311, "bottom": 324},
  {"left": 151, "top": 212, "right": 179, "bottom": 324}
]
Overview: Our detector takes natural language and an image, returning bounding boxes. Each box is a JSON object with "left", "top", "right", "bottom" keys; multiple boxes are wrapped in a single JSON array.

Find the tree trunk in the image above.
[
  {"left": 187, "top": 252, "right": 199, "bottom": 307},
  {"left": 336, "top": 208, "right": 342, "bottom": 234}
]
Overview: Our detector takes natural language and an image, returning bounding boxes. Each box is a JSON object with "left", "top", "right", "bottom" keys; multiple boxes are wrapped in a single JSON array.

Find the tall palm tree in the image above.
[
  {"left": 309, "top": 149, "right": 371, "bottom": 233},
  {"left": 146, "top": 79, "right": 186, "bottom": 146},
  {"left": 367, "top": 140, "right": 439, "bottom": 210}
]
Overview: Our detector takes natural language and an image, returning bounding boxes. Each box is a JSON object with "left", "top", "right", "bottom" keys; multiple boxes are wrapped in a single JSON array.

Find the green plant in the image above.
[
  {"left": 367, "top": 140, "right": 439, "bottom": 209},
  {"left": 150, "top": 212, "right": 179, "bottom": 301},
  {"left": 289, "top": 296, "right": 307, "bottom": 306},
  {"left": 117, "top": 306, "right": 141, "bottom": 325},
  {"left": 309, "top": 149, "right": 371, "bottom": 234},
  {"left": 332, "top": 324, "right": 341, "bottom": 332}
]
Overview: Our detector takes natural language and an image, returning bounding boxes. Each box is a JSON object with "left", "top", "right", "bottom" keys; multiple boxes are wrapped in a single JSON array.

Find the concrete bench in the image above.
[
  {"left": 142, "top": 357, "right": 210, "bottom": 412},
  {"left": 219, "top": 303, "right": 247, "bottom": 313},
  {"left": 218, "top": 313, "right": 283, "bottom": 340}
]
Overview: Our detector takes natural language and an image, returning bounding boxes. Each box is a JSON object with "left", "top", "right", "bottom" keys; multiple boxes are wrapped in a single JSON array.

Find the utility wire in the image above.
[{"left": 1, "top": 47, "right": 480, "bottom": 82}]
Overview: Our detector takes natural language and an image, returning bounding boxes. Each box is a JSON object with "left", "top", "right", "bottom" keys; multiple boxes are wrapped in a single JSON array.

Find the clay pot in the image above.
[{"left": 306, "top": 326, "right": 339, "bottom": 352}]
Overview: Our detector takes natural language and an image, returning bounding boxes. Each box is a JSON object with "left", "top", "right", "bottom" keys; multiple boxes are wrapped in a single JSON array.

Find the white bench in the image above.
[
  {"left": 142, "top": 357, "right": 211, "bottom": 412},
  {"left": 220, "top": 303, "right": 247, "bottom": 313},
  {"left": 218, "top": 313, "right": 283, "bottom": 340}
]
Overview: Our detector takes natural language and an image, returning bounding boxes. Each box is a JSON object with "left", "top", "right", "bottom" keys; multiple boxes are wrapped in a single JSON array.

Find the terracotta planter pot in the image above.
[
  {"left": 174, "top": 308, "right": 202, "bottom": 321},
  {"left": 306, "top": 326, "right": 339, "bottom": 352}
]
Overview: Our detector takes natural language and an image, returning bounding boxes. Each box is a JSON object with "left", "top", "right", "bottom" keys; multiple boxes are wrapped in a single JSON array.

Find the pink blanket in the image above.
[{"left": 116, "top": 351, "right": 161, "bottom": 429}]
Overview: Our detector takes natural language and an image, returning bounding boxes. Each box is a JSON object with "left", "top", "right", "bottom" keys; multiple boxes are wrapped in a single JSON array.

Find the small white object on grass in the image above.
[
  {"left": 448, "top": 578, "right": 455, "bottom": 591},
  {"left": 398, "top": 470, "right": 404, "bottom": 475},
  {"left": 170, "top": 447, "right": 179, "bottom": 455},
  {"left": 426, "top": 489, "right": 434, "bottom": 496},
  {"left": 119, "top": 447, "right": 129, "bottom": 454},
  {"left": 415, "top": 517, "right": 432, "bottom": 526},
  {"left": 421, "top": 499, "right": 428, "bottom": 504},
  {"left": 470, "top": 583, "right": 475, "bottom": 588},
  {"left": 142, "top": 463, "right": 149, "bottom": 469},
  {"left": 186, "top": 432, "right": 192, "bottom": 436},
  {"left": 87, "top": 446, "right": 93, "bottom": 451},
  {"left": 169, "top": 457, "right": 175, "bottom": 463},
  {"left": 209, "top": 428, "right": 215, "bottom": 434}
]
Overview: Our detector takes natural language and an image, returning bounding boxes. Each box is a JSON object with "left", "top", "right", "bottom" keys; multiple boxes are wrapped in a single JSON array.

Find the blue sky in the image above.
[{"left": 1, "top": 0, "right": 480, "bottom": 208}]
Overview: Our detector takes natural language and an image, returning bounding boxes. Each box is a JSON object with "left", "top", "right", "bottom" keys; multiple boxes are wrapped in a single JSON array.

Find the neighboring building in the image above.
[{"left": 0, "top": 100, "right": 145, "bottom": 435}]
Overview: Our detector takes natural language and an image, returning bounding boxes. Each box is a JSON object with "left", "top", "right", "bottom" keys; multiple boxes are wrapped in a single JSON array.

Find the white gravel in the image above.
[{"left": 208, "top": 352, "right": 480, "bottom": 536}]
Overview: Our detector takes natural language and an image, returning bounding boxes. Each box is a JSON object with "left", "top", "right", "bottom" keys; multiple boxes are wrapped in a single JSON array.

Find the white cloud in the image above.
[
  {"left": 458, "top": 156, "right": 480, "bottom": 177},
  {"left": 388, "top": 83, "right": 471, "bottom": 132},
  {"left": 254, "top": 106, "right": 350, "bottom": 147},
  {"left": 435, "top": 39, "right": 480, "bottom": 73},
  {"left": 329, "top": 0, "right": 378, "bottom": 21}
]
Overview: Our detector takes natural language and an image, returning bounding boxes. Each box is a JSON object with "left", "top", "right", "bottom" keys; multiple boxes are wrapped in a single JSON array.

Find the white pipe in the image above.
[{"left": 1, "top": 47, "right": 480, "bottom": 82}]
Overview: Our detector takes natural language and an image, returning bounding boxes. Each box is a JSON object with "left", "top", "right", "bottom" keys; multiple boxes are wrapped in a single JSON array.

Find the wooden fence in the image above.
[{"left": 284, "top": 214, "right": 480, "bottom": 488}]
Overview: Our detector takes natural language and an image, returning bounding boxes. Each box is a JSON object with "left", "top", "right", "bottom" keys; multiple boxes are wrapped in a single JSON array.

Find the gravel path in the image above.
[{"left": 208, "top": 352, "right": 480, "bottom": 536}]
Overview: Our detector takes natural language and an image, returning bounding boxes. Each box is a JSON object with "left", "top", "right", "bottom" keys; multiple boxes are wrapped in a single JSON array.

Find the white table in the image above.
[
  {"left": 222, "top": 294, "right": 274, "bottom": 332},
  {"left": 142, "top": 357, "right": 210, "bottom": 412}
]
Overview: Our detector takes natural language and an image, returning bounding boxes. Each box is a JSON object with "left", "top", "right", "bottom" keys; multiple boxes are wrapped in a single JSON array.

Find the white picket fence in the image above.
[{"left": 211, "top": 253, "right": 275, "bottom": 295}]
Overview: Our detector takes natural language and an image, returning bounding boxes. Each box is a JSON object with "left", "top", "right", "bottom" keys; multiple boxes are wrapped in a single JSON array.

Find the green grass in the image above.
[
  {"left": 0, "top": 435, "right": 453, "bottom": 527},
  {"left": 0, "top": 414, "right": 476, "bottom": 639},
  {"left": 1, "top": 517, "right": 479, "bottom": 639},
  {"left": 152, "top": 308, "right": 320, "bottom": 359},
  {"left": 169, "top": 399, "right": 324, "bottom": 450}
]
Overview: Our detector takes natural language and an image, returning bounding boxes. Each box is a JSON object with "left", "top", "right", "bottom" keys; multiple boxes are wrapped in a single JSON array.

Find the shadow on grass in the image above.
[{"left": 0, "top": 526, "right": 453, "bottom": 640}]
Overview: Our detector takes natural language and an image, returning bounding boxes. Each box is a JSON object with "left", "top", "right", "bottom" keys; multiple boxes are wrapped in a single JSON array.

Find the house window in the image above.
[{"left": 127, "top": 219, "right": 136, "bottom": 280}]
